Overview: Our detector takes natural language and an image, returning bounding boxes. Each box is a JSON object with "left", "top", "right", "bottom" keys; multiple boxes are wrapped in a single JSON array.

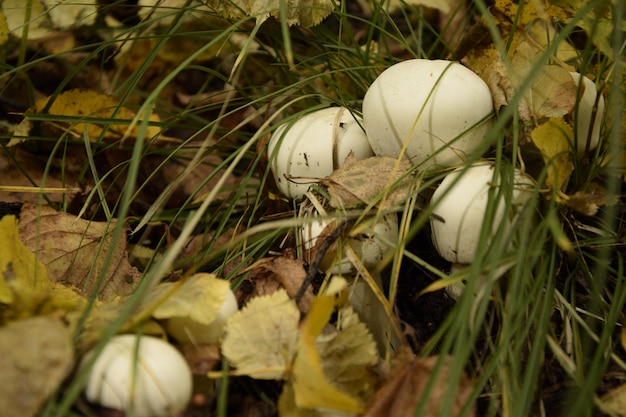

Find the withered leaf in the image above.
[
  {"left": 243, "top": 251, "right": 314, "bottom": 312},
  {"left": 321, "top": 156, "right": 414, "bottom": 210},
  {"left": 18, "top": 203, "right": 140, "bottom": 300},
  {"left": 16, "top": 89, "right": 161, "bottom": 144},
  {"left": 564, "top": 182, "right": 619, "bottom": 216},
  {"left": 0, "top": 316, "right": 74, "bottom": 417},
  {"left": 363, "top": 353, "right": 475, "bottom": 417},
  {"left": 205, "top": 0, "right": 334, "bottom": 27}
]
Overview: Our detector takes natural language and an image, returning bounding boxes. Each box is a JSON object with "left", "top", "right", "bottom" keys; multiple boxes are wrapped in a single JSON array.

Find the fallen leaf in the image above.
[
  {"left": 180, "top": 343, "right": 222, "bottom": 375},
  {"left": 370, "top": 0, "right": 454, "bottom": 13},
  {"left": 16, "top": 89, "right": 161, "bottom": 144},
  {"left": 321, "top": 156, "right": 414, "bottom": 209},
  {"left": 205, "top": 0, "right": 334, "bottom": 26},
  {"left": 510, "top": 40, "right": 577, "bottom": 119},
  {"left": 243, "top": 251, "right": 314, "bottom": 311},
  {"left": 599, "top": 382, "right": 626, "bottom": 416},
  {"left": 222, "top": 289, "right": 300, "bottom": 380},
  {"left": 2, "top": 0, "right": 97, "bottom": 39},
  {"left": 564, "top": 182, "right": 619, "bottom": 216},
  {"left": 0, "top": 316, "right": 74, "bottom": 417},
  {"left": 530, "top": 118, "right": 574, "bottom": 191},
  {"left": 363, "top": 352, "right": 475, "bottom": 417},
  {"left": 18, "top": 203, "right": 140, "bottom": 300},
  {"left": 149, "top": 273, "right": 232, "bottom": 325},
  {"left": 290, "top": 280, "right": 365, "bottom": 413}
]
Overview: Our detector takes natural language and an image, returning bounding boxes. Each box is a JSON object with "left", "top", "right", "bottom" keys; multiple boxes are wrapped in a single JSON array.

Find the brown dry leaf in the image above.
[
  {"left": 363, "top": 353, "right": 475, "bottom": 417},
  {"left": 18, "top": 203, "right": 140, "bottom": 300},
  {"left": 510, "top": 40, "right": 577, "bottom": 119},
  {"left": 205, "top": 0, "right": 334, "bottom": 27},
  {"left": 321, "top": 156, "right": 414, "bottom": 210},
  {"left": 242, "top": 250, "right": 314, "bottom": 311},
  {"left": 0, "top": 315, "right": 74, "bottom": 417},
  {"left": 565, "top": 182, "right": 619, "bottom": 216},
  {"left": 181, "top": 344, "right": 222, "bottom": 375},
  {"left": 530, "top": 118, "right": 574, "bottom": 191},
  {"left": 16, "top": 89, "right": 161, "bottom": 144}
]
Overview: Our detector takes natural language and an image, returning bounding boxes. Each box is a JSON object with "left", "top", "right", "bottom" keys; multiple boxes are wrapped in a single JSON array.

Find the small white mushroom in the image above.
[
  {"left": 268, "top": 107, "right": 374, "bottom": 200},
  {"left": 299, "top": 198, "right": 399, "bottom": 275},
  {"left": 430, "top": 162, "right": 535, "bottom": 265},
  {"left": 82, "top": 334, "right": 193, "bottom": 417},
  {"left": 362, "top": 59, "right": 495, "bottom": 169},
  {"left": 569, "top": 72, "right": 605, "bottom": 155},
  {"left": 165, "top": 287, "right": 238, "bottom": 345}
]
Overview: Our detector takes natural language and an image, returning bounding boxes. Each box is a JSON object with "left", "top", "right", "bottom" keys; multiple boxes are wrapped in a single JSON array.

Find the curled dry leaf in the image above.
[
  {"left": 0, "top": 316, "right": 74, "bottom": 417},
  {"left": 321, "top": 155, "right": 414, "bottom": 210},
  {"left": 18, "top": 203, "right": 140, "bottom": 300},
  {"left": 363, "top": 352, "right": 475, "bottom": 417},
  {"left": 242, "top": 250, "right": 314, "bottom": 312}
]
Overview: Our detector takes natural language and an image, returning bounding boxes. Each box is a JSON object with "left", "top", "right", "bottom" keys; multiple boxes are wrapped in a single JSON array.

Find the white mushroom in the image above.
[
  {"left": 268, "top": 107, "right": 374, "bottom": 200},
  {"left": 362, "top": 59, "right": 495, "bottom": 169},
  {"left": 430, "top": 162, "right": 535, "bottom": 265},
  {"left": 82, "top": 334, "right": 193, "bottom": 417},
  {"left": 569, "top": 72, "right": 605, "bottom": 155},
  {"left": 165, "top": 286, "right": 238, "bottom": 345},
  {"left": 299, "top": 198, "right": 399, "bottom": 275}
]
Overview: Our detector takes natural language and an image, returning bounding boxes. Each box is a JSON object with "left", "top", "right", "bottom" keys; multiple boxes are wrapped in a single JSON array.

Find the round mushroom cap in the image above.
[
  {"left": 429, "top": 162, "right": 535, "bottom": 264},
  {"left": 83, "top": 335, "right": 192, "bottom": 417},
  {"left": 363, "top": 59, "right": 494, "bottom": 169},
  {"left": 268, "top": 107, "right": 374, "bottom": 200}
]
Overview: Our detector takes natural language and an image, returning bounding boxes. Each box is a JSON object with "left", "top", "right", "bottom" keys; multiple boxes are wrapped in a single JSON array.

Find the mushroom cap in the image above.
[
  {"left": 430, "top": 162, "right": 535, "bottom": 264},
  {"left": 362, "top": 59, "right": 494, "bottom": 169},
  {"left": 570, "top": 72, "right": 605, "bottom": 155},
  {"left": 300, "top": 208, "right": 399, "bottom": 274},
  {"left": 268, "top": 107, "right": 374, "bottom": 200},
  {"left": 83, "top": 334, "right": 192, "bottom": 417}
]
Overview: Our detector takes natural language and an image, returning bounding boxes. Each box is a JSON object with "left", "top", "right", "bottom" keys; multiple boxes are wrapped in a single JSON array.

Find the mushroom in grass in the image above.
[
  {"left": 362, "top": 59, "right": 495, "bottom": 169},
  {"left": 299, "top": 200, "right": 399, "bottom": 275},
  {"left": 429, "top": 162, "right": 536, "bottom": 296},
  {"left": 268, "top": 107, "right": 374, "bottom": 200},
  {"left": 82, "top": 334, "right": 193, "bottom": 417},
  {"left": 569, "top": 72, "right": 605, "bottom": 155}
]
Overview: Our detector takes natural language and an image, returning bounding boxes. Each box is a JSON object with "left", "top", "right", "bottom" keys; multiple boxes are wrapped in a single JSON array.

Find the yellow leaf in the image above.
[
  {"left": 150, "top": 273, "right": 231, "bottom": 325},
  {"left": 530, "top": 118, "right": 574, "bottom": 191},
  {"left": 0, "top": 316, "right": 74, "bottom": 416},
  {"left": 0, "top": 215, "right": 51, "bottom": 316},
  {"left": 2, "top": 0, "right": 97, "bottom": 40},
  {"left": 26, "top": 89, "right": 161, "bottom": 142},
  {"left": 292, "top": 279, "right": 364, "bottom": 413},
  {"left": 222, "top": 289, "right": 300, "bottom": 379},
  {"left": 376, "top": 0, "right": 454, "bottom": 13}
]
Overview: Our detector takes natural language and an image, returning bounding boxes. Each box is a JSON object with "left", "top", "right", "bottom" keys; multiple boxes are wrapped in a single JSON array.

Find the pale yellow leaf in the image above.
[
  {"left": 292, "top": 279, "right": 364, "bottom": 413},
  {"left": 222, "top": 289, "right": 300, "bottom": 380},
  {"left": 379, "top": 0, "right": 453, "bottom": 13},
  {"left": 2, "top": 0, "right": 96, "bottom": 39},
  {"left": 0, "top": 316, "right": 74, "bottom": 417},
  {"left": 530, "top": 118, "right": 574, "bottom": 191},
  {"left": 150, "top": 273, "right": 231, "bottom": 325}
]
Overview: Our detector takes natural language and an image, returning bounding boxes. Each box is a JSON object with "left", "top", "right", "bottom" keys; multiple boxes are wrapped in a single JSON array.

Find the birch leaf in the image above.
[
  {"left": 222, "top": 289, "right": 300, "bottom": 380},
  {"left": 530, "top": 118, "right": 574, "bottom": 191}
]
